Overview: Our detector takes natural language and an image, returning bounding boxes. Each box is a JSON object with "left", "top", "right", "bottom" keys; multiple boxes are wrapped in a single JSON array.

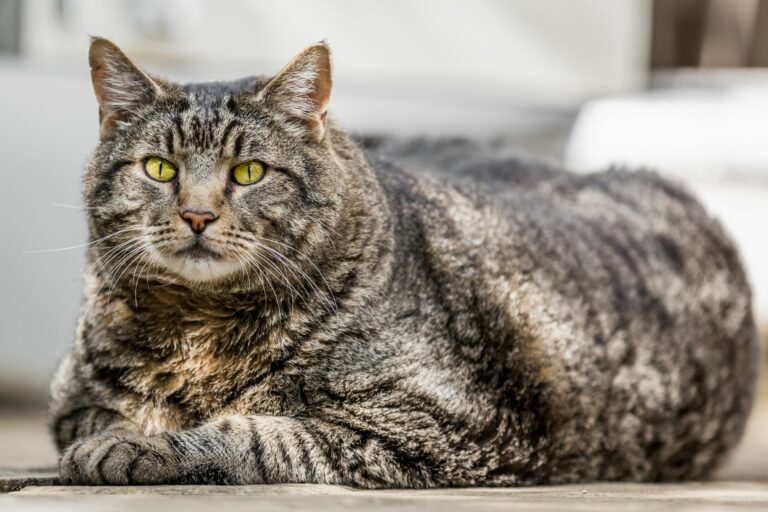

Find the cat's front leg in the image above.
[
  {"left": 52, "top": 405, "right": 138, "bottom": 451},
  {"left": 61, "top": 415, "right": 441, "bottom": 487},
  {"left": 61, "top": 423, "right": 244, "bottom": 485},
  {"left": 59, "top": 428, "right": 171, "bottom": 485},
  {"left": 54, "top": 405, "right": 153, "bottom": 485}
]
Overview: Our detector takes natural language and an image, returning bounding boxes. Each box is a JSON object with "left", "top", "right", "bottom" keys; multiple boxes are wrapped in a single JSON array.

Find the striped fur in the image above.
[{"left": 49, "top": 39, "right": 759, "bottom": 487}]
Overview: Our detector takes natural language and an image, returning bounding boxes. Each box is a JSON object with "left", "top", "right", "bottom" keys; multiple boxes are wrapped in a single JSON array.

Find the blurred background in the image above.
[{"left": 0, "top": 0, "right": 766, "bottom": 475}]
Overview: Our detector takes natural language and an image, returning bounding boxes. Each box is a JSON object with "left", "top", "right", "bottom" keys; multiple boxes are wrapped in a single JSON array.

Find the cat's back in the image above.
[
  {"left": 388, "top": 150, "right": 755, "bottom": 363},
  {"left": 369, "top": 143, "right": 748, "bottom": 302}
]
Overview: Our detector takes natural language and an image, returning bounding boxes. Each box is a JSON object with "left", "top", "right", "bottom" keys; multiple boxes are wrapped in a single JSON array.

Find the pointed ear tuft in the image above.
[
  {"left": 89, "top": 37, "right": 161, "bottom": 139},
  {"left": 258, "top": 42, "right": 332, "bottom": 141}
]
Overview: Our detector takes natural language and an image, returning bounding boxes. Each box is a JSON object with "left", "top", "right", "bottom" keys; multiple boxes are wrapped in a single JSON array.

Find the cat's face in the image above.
[{"left": 84, "top": 38, "right": 340, "bottom": 288}]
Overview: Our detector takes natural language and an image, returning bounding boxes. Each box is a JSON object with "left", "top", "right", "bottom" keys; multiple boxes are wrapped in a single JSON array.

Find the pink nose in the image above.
[{"left": 180, "top": 209, "right": 218, "bottom": 233}]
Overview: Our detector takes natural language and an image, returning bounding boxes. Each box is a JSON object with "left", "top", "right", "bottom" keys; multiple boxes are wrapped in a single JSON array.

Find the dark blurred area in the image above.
[{"left": 652, "top": 0, "right": 768, "bottom": 68}]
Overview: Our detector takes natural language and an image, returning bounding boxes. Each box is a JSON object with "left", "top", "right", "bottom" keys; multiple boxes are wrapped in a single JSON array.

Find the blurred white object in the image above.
[
  {"left": 565, "top": 88, "right": 768, "bottom": 182},
  {"left": 565, "top": 87, "right": 768, "bottom": 320}
]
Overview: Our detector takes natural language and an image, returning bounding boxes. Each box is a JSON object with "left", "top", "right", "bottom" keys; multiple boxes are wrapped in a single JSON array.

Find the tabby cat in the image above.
[{"left": 49, "top": 37, "right": 759, "bottom": 487}]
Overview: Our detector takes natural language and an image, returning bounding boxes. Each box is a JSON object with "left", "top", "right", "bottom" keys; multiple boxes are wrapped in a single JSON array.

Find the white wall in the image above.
[{"left": 19, "top": 0, "right": 651, "bottom": 107}]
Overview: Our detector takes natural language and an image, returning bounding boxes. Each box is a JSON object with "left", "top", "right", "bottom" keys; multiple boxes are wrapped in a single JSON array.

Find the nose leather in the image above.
[{"left": 181, "top": 209, "right": 218, "bottom": 233}]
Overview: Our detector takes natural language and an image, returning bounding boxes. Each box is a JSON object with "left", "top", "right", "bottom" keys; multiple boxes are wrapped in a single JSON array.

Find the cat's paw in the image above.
[{"left": 59, "top": 431, "right": 176, "bottom": 485}]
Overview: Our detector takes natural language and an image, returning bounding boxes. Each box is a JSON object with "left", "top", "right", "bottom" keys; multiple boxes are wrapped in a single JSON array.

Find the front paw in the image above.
[{"left": 59, "top": 431, "right": 176, "bottom": 485}]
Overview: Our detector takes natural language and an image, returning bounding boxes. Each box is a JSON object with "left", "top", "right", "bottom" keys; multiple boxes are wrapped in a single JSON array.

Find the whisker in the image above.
[
  {"left": 313, "top": 218, "right": 341, "bottom": 250},
  {"left": 255, "top": 236, "right": 338, "bottom": 314},
  {"left": 250, "top": 247, "right": 300, "bottom": 300},
  {"left": 248, "top": 244, "right": 332, "bottom": 322},
  {"left": 92, "top": 237, "right": 146, "bottom": 276},
  {"left": 234, "top": 251, "right": 261, "bottom": 299},
  {"left": 223, "top": 228, "right": 338, "bottom": 315},
  {"left": 254, "top": 241, "right": 330, "bottom": 315},
  {"left": 94, "top": 237, "right": 148, "bottom": 300},
  {"left": 132, "top": 248, "right": 155, "bottom": 308},
  {"left": 106, "top": 242, "right": 151, "bottom": 304},
  {"left": 24, "top": 226, "right": 143, "bottom": 254},
  {"left": 242, "top": 250, "right": 280, "bottom": 307},
  {"left": 51, "top": 202, "right": 99, "bottom": 210}
]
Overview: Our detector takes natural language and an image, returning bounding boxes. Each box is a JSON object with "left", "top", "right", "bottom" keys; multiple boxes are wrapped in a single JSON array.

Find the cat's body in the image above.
[{"left": 50, "top": 39, "right": 758, "bottom": 487}]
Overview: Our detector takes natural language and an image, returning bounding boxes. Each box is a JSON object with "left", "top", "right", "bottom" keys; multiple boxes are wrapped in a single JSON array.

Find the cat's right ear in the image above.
[
  {"left": 89, "top": 37, "right": 161, "bottom": 139},
  {"left": 256, "top": 43, "right": 332, "bottom": 142}
]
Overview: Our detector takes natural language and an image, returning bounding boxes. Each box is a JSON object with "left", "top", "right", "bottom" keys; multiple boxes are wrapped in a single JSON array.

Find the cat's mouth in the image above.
[
  {"left": 162, "top": 237, "right": 241, "bottom": 283},
  {"left": 175, "top": 238, "right": 222, "bottom": 260}
]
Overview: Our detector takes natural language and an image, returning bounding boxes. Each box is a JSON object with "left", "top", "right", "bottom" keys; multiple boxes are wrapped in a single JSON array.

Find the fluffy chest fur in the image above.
[{"left": 80, "top": 287, "right": 315, "bottom": 432}]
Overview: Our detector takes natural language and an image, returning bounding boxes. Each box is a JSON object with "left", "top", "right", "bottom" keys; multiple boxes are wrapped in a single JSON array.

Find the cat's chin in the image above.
[{"left": 161, "top": 255, "right": 242, "bottom": 284}]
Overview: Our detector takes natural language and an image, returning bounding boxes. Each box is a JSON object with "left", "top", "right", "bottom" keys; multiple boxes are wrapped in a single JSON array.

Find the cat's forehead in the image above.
[
  {"left": 178, "top": 76, "right": 269, "bottom": 110},
  {"left": 135, "top": 76, "right": 276, "bottom": 158}
]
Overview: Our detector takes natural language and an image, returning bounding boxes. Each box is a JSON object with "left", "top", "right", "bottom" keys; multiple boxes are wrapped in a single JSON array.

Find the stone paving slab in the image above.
[
  {"left": 0, "top": 468, "right": 58, "bottom": 493},
  {"left": 3, "top": 481, "right": 768, "bottom": 512},
  {"left": 3, "top": 467, "right": 768, "bottom": 511}
]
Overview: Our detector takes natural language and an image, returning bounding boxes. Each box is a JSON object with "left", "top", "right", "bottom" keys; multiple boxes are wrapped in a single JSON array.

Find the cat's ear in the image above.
[
  {"left": 257, "top": 42, "right": 332, "bottom": 141},
  {"left": 88, "top": 37, "right": 162, "bottom": 139}
]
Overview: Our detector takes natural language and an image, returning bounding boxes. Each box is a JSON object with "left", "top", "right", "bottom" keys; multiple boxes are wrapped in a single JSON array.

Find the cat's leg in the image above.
[
  {"left": 53, "top": 406, "right": 144, "bottom": 485},
  {"left": 52, "top": 406, "right": 137, "bottom": 450},
  {"left": 50, "top": 354, "right": 144, "bottom": 482},
  {"left": 59, "top": 415, "right": 443, "bottom": 487}
]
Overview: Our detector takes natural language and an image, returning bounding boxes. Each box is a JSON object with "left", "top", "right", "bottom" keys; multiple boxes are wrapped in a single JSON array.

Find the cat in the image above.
[{"left": 49, "top": 37, "right": 759, "bottom": 487}]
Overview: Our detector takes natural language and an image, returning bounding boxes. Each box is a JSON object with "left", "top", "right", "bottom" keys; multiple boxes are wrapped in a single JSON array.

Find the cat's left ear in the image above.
[
  {"left": 257, "top": 42, "right": 332, "bottom": 142},
  {"left": 89, "top": 37, "right": 163, "bottom": 139}
]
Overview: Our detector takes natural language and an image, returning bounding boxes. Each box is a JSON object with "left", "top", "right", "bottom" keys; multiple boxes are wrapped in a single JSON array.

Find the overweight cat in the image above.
[{"left": 49, "top": 38, "right": 759, "bottom": 487}]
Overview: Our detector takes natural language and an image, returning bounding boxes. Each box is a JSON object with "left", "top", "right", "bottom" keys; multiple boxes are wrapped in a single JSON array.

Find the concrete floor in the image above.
[
  {"left": 1, "top": 373, "right": 767, "bottom": 511},
  {"left": 3, "top": 482, "right": 768, "bottom": 511}
]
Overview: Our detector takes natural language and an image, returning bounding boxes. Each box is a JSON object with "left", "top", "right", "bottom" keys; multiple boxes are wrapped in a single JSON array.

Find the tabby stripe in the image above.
[
  {"left": 183, "top": 431, "right": 207, "bottom": 455},
  {"left": 165, "top": 432, "right": 186, "bottom": 457},
  {"left": 92, "top": 159, "right": 132, "bottom": 202},
  {"left": 279, "top": 167, "right": 324, "bottom": 208},
  {"left": 164, "top": 128, "right": 174, "bottom": 153},
  {"left": 52, "top": 408, "right": 89, "bottom": 449},
  {"left": 82, "top": 409, "right": 99, "bottom": 439},
  {"left": 219, "top": 120, "right": 238, "bottom": 153},
  {"left": 250, "top": 429, "right": 268, "bottom": 480},
  {"left": 173, "top": 116, "right": 186, "bottom": 147},
  {"left": 233, "top": 132, "right": 244, "bottom": 156},
  {"left": 293, "top": 430, "right": 314, "bottom": 480},
  {"left": 99, "top": 205, "right": 144, "bottom": 227},
  {"left": 275, "top": 439, "right": 291, "bottom": 476},
  {"left": 302, "top": 420, "right": 337, "bottom": 470},
  {"left": 189, "top": 115, "right": 203, "bottom": 148},
  {"left": 224, "top": 96, "right": 238, "bottom": 114}
]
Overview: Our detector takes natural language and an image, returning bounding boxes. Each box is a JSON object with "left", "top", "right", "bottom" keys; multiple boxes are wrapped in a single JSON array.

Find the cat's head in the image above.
[{"left": 83, "top": 37, "right": 349, "bottom": 291}]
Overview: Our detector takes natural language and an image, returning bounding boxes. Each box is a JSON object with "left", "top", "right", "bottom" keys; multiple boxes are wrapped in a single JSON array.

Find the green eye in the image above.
[
  {"left": 232, "top": 161, "right": 266, "bottom": 185},
  {"left": 145, "top": 157, "right": 177, "bottom": 182}
]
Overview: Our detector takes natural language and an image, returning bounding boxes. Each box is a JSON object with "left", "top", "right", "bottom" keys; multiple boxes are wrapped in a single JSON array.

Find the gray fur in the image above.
[{"left": 49, "top": 39, "right": 759, "bottom": 487}]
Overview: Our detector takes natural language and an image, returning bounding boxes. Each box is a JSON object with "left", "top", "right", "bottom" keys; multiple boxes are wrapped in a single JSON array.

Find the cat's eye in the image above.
[
  {"left": 232, "top": 161, "right": 266, "bottom": 186},
  {"left": 145, "top": 157, "right": 177, "bottom": 182}
]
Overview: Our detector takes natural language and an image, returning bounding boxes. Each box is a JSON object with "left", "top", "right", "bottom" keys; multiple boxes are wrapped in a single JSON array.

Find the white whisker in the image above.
[
  {"left": 256, "top": 236, "right": 338, "bottom": 315},
  {"left": 242, "top": 250, "right": 280, "bottom": 307},
  {"left": 24, "top": 226, "right": 143, "bottom": 254},
  {"left": 51, "top": 203, "right": 98, "bottom": 210},
  {"left": 106, "top": 241, "right": 151, "bottom": 304}
]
